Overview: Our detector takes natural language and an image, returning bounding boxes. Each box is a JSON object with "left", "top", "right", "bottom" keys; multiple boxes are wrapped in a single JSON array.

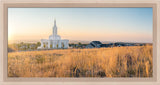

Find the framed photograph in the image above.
[{"left": 0, "top": 0, "right": 160, "bottom": 85}]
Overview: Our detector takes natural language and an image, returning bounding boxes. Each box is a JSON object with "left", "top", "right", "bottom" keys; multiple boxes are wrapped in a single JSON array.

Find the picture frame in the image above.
[{"left": 0, "top": 0, "right": 160, "bottom": 85}]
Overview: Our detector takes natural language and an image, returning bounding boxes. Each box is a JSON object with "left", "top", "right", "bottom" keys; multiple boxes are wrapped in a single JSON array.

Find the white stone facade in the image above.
[{"left": 38, "top": 20, "right": 69, "bottom": 49}]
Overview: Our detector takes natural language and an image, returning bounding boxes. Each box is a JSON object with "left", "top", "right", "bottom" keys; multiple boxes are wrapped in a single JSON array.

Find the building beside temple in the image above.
[
  {"left": 85, "top": 41, "right": 114, "bottom": 48},
  {"left": 37, "top": 20, "right": 69, "bottom": 49}
]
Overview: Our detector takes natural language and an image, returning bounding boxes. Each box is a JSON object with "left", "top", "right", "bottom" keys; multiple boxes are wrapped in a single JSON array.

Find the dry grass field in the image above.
[{"left": 8, "top": 45, "right": 153, "bottom": 77}]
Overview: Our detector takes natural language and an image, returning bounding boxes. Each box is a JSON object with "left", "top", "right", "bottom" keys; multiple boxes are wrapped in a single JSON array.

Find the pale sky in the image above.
[{"left": 8, "top": 8, "right": 153, "bottom": 43}]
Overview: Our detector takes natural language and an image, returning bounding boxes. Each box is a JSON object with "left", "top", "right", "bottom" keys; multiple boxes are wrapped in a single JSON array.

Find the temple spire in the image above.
[
  {"left": 53, "top": 19, "right": 57, "bottom": 35},
  {"left": 54, "top": 19, "right": 56, "bottom": 26}
]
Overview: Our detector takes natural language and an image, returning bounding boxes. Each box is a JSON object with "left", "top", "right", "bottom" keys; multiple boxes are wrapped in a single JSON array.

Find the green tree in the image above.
[
  {"left": 43, "top": 44, "right": 46, "bottom": 48},
  {"left": 56, "top": 44, "right": 59, "bottom": 48},
  {"left": 27, "top": 44, "right": 30, "bottom": 49},
  {"left": 37, "top": 42, "right": 41, "bottom": 47},
  {"left": 62, "top": 43, "right": 64, "bottom": 48},
  {"left": 50, "top": 44, "right": 53, "bottom": 48},
  {"left": 78, "top": 42, "right": 82, "bottom": 45}
]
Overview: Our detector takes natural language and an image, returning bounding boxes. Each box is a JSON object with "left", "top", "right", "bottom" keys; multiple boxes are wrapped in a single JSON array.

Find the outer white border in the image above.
[{"left": 0, "top": 0, "right": 160, "bottom": 85}]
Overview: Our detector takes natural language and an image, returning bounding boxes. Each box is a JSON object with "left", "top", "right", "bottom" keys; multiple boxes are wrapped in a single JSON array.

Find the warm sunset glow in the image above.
[{"left": 8, "top": 8, "right": 152, "bottom": 43}]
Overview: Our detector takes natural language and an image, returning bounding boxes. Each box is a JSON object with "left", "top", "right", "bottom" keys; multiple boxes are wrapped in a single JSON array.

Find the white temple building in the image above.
[{"left": 37, "top": 20, "right": 69, "bottom": 49}]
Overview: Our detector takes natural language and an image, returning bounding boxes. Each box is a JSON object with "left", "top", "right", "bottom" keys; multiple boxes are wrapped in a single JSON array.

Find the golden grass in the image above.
[{"left": 8, "top": 46, "right": 153, "bottom": 77}]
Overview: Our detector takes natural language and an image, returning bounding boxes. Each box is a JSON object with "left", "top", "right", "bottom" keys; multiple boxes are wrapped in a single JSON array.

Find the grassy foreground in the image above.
[{"left": 8, "top": 46, "right": 153, "bottom": 77}]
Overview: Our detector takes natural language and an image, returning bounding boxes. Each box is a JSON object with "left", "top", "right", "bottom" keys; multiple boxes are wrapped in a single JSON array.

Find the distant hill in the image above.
[
  {"left": 69, "top": 40, "right": 117, "bottom": 44},
  {"left": 9, "top": 39, "right": 152, "bottom": 45},
  {"left": 69, "top": 40, "right": 152, "bottom": 44}
]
